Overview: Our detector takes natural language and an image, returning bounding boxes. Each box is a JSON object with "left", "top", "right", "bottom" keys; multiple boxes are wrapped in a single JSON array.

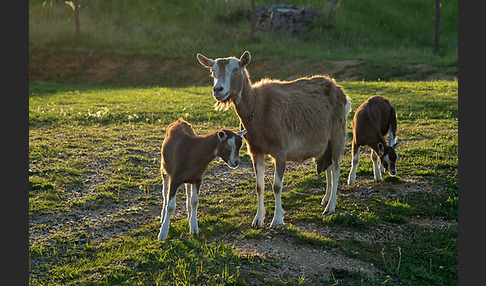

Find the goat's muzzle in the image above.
[{"left": 213, "top": 91, "right": 230, "bottom": 102}]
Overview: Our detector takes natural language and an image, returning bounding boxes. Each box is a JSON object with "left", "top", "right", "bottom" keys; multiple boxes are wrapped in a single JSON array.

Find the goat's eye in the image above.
[{"left": 232, "top": 67, "right": 239, "bottom": 73}]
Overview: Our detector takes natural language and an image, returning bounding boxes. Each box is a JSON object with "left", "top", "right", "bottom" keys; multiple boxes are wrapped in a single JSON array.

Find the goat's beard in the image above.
[{"left": 213, "top": 98, "right": 232, "bottom": 111}]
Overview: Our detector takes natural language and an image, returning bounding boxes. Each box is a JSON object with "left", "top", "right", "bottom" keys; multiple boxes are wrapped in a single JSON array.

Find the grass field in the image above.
[{"left": 29, "top": 80, "right": 458, "bottom": 285}]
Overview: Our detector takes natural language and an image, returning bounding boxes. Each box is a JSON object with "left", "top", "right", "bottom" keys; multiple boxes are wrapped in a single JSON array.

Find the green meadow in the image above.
[{"left": 29, "top": 80, "right": 457, "bottom": 285}]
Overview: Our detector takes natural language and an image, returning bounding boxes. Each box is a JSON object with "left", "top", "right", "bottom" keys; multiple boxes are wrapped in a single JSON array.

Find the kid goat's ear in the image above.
[
  {"left": 217, "top": 131, "right": 227, "bottom": 141},
  {"left": 236, "top": 129, "right": 247, "bottom": 137},
  {"left": 377, "top": 142, "right": 385, "bottom": 156},
  {"left": 197, "top": 53, "right": 215, "bottom": 68},
  {"left": 392, "top": 141, "right": 402, "bottom": 149},
  {"left": 239, "top": 51, "right": 251, "bottom": 67}
]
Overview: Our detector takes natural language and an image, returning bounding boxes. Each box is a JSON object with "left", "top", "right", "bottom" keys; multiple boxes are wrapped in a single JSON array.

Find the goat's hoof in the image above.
[
  {"left": 270, "top": 221, "right": 285, "bottom": 229},
  {"left": 252, "top": 219, "right": 264, "bottom": 229},
  {"left": 158, "top": 234, "right": 167, "bottom": 241},
  {"left": 322, "top": 207, "right": 335, "bottom": 215},
  {"left": 321, "top": 198, "right": 329, "bottom": 207}
]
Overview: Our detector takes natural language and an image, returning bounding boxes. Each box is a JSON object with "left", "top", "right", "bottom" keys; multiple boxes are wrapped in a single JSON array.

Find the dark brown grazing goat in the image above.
[
  {"left": 347, "top": 96, "right": 401, "bottom": 184},
  {"left": 197, "top": 51, "right": 351, "bottom": 229},
  {"left": 158, "top": 118, "right": 246, "bottom": 240}
]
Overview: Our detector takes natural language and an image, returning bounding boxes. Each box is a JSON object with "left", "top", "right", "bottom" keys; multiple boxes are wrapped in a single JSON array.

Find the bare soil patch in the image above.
[{"left": 29, "top": 50, "right": 456, "bottom": 86}]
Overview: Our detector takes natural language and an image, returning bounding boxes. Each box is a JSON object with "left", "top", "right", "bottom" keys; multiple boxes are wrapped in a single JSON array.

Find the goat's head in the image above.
[
  {"left": 215, "top": 129, "right": 247, "bottom": 168},
  {"left": 377, "top": 141, "right": 402, "bottom": 176},
  {"left": 197, "top": 51, "right": 251, "bottom": 110}
]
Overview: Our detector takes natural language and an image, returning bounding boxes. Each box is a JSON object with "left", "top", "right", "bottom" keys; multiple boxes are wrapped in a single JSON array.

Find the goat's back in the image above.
[
  {"left": 249, "top": 75, "right": 349, "bottom": 158},
  {"left": 161, "top": 118, "right": 197, "bottom": 175},
  {"left": 353, "top": 96, "right": 395, "bottom": 145}
]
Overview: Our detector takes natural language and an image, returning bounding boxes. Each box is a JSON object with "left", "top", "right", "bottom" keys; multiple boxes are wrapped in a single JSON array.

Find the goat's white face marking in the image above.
[
  {"left": 381, "top": 150, "right": 398, "bottom": 176},
  {"left": 215, "top": 132, "right": 243, "bottom": 169},
  {"left": 197, "top": 52, "right": 251, "bottom": 104},
  {"left": 211, "top": 59, "right": 241, "bottom": 102},
  {"left": 227, "top": 136, "right": 239, "bottom": 168}
]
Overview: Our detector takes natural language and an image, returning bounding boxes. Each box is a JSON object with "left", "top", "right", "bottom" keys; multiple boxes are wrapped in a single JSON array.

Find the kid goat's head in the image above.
[
  {"left": 377, "top": 141, "right": 402, "bottom": 176},
  {"left": 197, "top": 51, "right": 251, "bottom": 110},
  {"left": 215, "top": 129, "right": 247, "bottom": 168}
]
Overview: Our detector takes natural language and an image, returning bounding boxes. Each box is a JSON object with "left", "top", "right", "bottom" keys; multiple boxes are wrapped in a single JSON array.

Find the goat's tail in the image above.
[{"left": 344, "top": 95, "right": 352, "bottom": 116}]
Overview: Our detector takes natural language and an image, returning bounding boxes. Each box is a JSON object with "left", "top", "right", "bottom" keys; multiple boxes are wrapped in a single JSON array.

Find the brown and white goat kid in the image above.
[
  {"left": 158, "top": 118, "right": 246, "bottom": 240},
  {"left": 347, "top": 96, "right": 401, "bottom": 184},
  {"left": 197, "top": 51, "right": 351, "bottom": 229}
]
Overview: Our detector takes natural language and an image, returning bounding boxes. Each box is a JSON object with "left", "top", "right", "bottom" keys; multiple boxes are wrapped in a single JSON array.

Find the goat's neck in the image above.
[
  {"left": 232, "top": 75, "right": 256, "bottom": 127},
  {"left": 195, "top": 133, "right": 221, "bottom": 164},
  {"left": 370, "top": 137, "right": 388, "bottom": 155}
]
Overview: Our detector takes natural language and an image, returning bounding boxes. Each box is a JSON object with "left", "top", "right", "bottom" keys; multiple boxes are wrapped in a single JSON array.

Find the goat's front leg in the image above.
[
  {"left": 270, "top": 158, "right": 286, "bottom": 228},
  {"left": 252, "top": 154, "right": 266, "bottom": 229},
  {"left": 188, "top": 180, "right": 201, "bottom": 236},
  {"left": 185, "top": 184, "right": 192, "bottom": 219},
  {"left": 371, "top": 150, "right": 382, "bottom": 181},
  {"left": 158, "top": 180, "right": 180, "bottom": 240}
]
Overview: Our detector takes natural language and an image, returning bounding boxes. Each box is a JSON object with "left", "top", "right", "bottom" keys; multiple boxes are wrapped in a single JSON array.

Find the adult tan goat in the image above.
[
  {"left": 158, "top": 118, "right": 246, "bottom": 240},
  {"left": 197, "top": 51, "right": 351, "bottom": 228}
]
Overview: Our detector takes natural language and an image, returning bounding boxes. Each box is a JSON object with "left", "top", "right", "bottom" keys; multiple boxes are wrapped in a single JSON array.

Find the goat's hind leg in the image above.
[
  {"left": 158, "top": 180, "right": 180, "bottom": 241},
  {"left": 188, "top": 180, "right": 201, "bottom": 236},
  {"left": 252, "top": 154, "right": 266, "bottom": 229},
  {"left": 270, "top": 157, "right": 286, "bottom": 229},
  {"left": 318, "top": 144, "right": 333, "bottom": 206},
  {"left": 322, "top": 133, "right": 345, "bottom": 214},
  {"left": 347, "top": 144, "right": 360, "bottom": 185},
  {"left": 323, "top": 160, "right": 340, "bottom": 214},
  {"left": 316, "top": 144, "right": 332, "bottom": 175},
  {"left": 185, "top": 184, "right": 192, "bottom": 219},
  {"left": 321, "top": 168, "right": 332, "bottom": 208}
]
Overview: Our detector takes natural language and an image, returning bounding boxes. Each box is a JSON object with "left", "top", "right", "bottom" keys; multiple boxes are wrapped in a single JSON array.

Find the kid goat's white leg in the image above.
[
  {"left": 185, "top": 184, "right": 192, "bottom": 219},
  {"left": 371, "top": 151, "right": 382, "bottom": 181},
  {"left": 160, "top": 175, "right": 169, "bottom": 223},
  {"left": 347, "top": 148, "right": 360, "bottom": 185},
  {"left": 158, "top": 195, "right": 176, "bottom": 240},
  {"left": 188, "top": 183, "right": 199, "bottom": 235}
]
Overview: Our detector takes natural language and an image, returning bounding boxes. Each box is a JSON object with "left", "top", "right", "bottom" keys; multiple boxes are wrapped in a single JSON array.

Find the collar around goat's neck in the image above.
[{"left": 245, "top": 91, "right": 256, "bottom": 124}]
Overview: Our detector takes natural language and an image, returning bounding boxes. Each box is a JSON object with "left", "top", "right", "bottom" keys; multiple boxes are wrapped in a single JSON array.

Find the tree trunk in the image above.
[
  {"left": 248, "top": 0, "right": 256, "bottom": 43},
  {"left": 74, "top": 0, "right": 80, "bottom": 36},
  {"left": 434, "top": 0, "right": 440, "bottom": 54}
]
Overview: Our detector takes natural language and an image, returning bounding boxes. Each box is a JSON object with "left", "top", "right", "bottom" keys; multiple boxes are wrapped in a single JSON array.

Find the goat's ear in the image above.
[
  {"left": 217, "top": 131, "right": 227, "bottom": 141},
  {"left": 377, "top": 142, "right": 385, "bottom": 156},
  {"left": 392, "top": 141, "right": 402, "bottom": 149},
  {"left": 239, "top": 51, "right": 251, "bottom": 67},
  {"left": 197, "top": 53, "right": 215, "bottom": 68},
  {"left": 236, "top": 129, "right": 247, "bottom": 137}
]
